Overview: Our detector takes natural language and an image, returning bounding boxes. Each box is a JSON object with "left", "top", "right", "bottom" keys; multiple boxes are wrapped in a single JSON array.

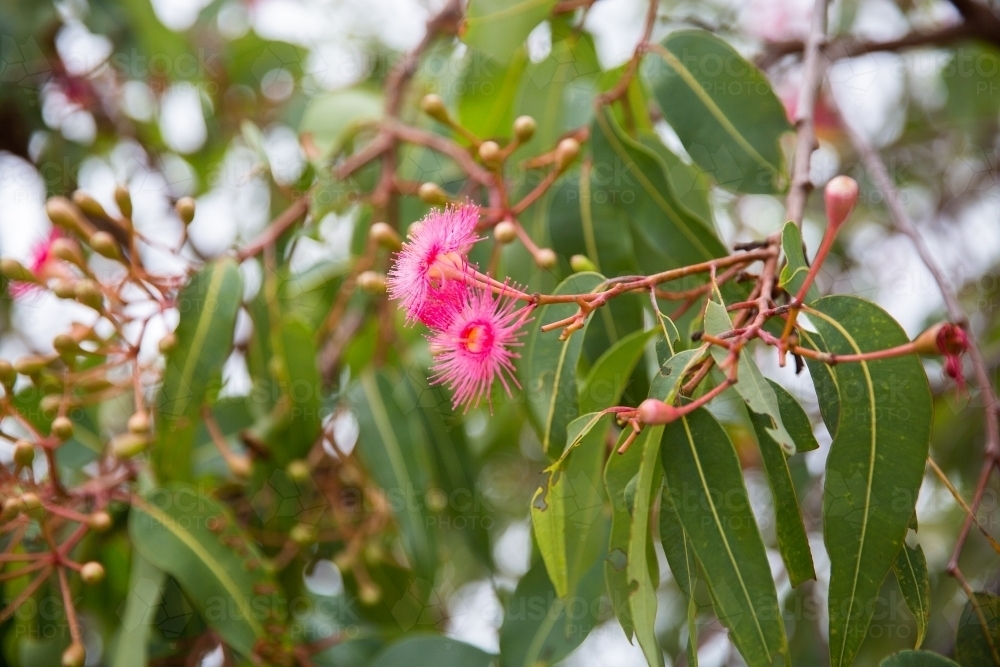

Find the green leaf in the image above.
[
  {"left": 881, "top": 651, "right": 962, "bottom": 667},
  {"left": 370, "top": 635, "right": 495, "bottom": 667},
  {"left": 349, "top": 370, "right": 438, "bottom": 579},
  {"left": 769, "top": 379, "right": 820, "bottom": 452},
  {"left": 462, "top": 0, "right": 557, "bottom": 63},
  {"left": 531, "top": 414, "right": 607, "bottom": 599},
  {"left": 499, "top": 558, "right": 602, "bottom": 667},
  {"left": 746, "top": 396, "right": 816, "bottom": 588},
  {"left": 129, "top": 485, "right": 279, "bottom": 656},
  {"left": 661, "top": 408, "right": 788, "bottom": 667},
  {"left": 394, "top": 369, "right": 491, "bottom": 565},
  {"left": 778, "top": 221, "right": 819, "bottom": 303},
  {"left": 458, "top": 48, "right": 528, "bottom": 139},
  {"left": 516, "top": 26, "right": 600, "bottom": 153},
  {"left": 592, "top": 108, "right": 727, "bottom": 279},
  {"left": 264, "top": 316, "right": 323, "bottom": 466},
  {"left": 112, "top": 554, "right": 165, "bottom": 667},
  {"left": 520, "top": 271, "right": 604, "bottom": 456},
  {"left": 660, "top": 489, "right": 700, "bottom": 666},
  {"left": 580, "top": 328, "right": 656, "bottom": 414},
  {"left": 807, "top": 296, "right": 933, "bottom": 667},
  {"left": 704, "top": 300, "right": 796, "bottom": 454},
  {"left": 956, "top": 592, "right": 1000, "bottom": 667},
  {"left": 636, "top": 130, "right": 714, "bottom": 225},
  {"left": 647, "top": 30, "right": 791, "bottom": 193},
  {"left": 154, "top": 258, "right": 242, "bottom": 482},
  {"left": 893, "top": 541, "right": 931, "bottom": 649},
  {"left": 625, "top": 425, "right": 667, "bottom": 667},
  {"left": 299, "top": 88, "right": 383, "bottom": 159}
]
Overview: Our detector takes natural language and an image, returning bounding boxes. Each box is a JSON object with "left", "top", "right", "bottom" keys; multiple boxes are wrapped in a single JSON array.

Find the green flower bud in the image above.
[{"left": 513, "top": 115, "right": 536, "bottom": 142}]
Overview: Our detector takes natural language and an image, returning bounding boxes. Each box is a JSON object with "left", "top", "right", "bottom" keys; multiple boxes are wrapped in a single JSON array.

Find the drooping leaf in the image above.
[
  {"left": 807, "top": 296, "right": 933, "bottom": 667},
  {"left": 498, "top": 558, "right": 602, "bottom": 667},
  {"left": 704, "top": 299, "right": 796, "bottom": 454},
  {"left": 746, "top": 398, "right": 816, "bottom": 588},
  {"left": 955, "top": 592, "right": 1000, "bottom": 667},
  {"left": 458, "top": 47, "right": 528, "bottom": 139},
  {"left": 348, "top": 370, "right": 439, "bottom": 579},
  {"left": 395, "top": 369, "right": 492, "bottom": 565},
  {"left": 299, "top": 88, "right": 383, "bottom": 159},
  {"left": 591, "top": 108, "right": 727, "bottom": 278},
  {"left": 129, "top": 485, "right": 281, "bottom": 656},
  {"left": 531, "top": 414, "right": 608, "bottom": 600},
  {"left": 605, "top": 349, "right": 700, "bottom": 638},
  {"left": 264, "top": 316, "right": 323, "bottom": 466},
  {"left": 516, "top": 24, "right": 600, "bottom": 152},
  {"left": 768, "top": 379, "right": 820, "bottom": 452},
  {"left": 369, "top": 635, "right": 495, "bottom": 667},
  {"left": 647, "top": 30, "right": 791, "bottom": 193},
  {"left": 154, "top": 259, "right": 243, "bottom": 483},
  {"left": 660, "top": 489, "right": 700, "bottom": 666},
  {"left": 893, "top": 541, "right": 931, "bottom": 649},
  {"left": 520, "top": 271, "right": 604, "bottom": 456},
  {"left": 580, "top": 327, "right": 656, "bottom": 414},
  {"left": 661, "top": 408, "right": 788, "bottom": 667},
  {"left": 881, "top": 651, "right": 962, "bottom": 667},
  {"left": 462, "top": 0, "right": 557, "bottom": 64},
  {"left": 112, "top": 554, "right": 166, "bottom": 667}
]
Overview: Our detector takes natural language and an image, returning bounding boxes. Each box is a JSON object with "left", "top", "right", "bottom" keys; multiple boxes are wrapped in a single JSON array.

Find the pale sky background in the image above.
[{"left": 0, "top": 0, "right": 995, "bottom": 664}]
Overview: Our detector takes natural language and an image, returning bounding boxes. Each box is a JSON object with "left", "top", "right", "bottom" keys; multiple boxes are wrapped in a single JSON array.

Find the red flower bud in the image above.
[
  {"left": 824, "top": 175, "right": 859, "bottom": 229},
  {"left": 638, "top": 399, "right": 680, "bottom": 425}
]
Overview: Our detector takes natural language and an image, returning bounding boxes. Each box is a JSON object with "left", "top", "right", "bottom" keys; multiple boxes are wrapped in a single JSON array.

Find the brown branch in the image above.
[
  {"left": 235, "top": 197, "right": 310, "bottom": 261},
  {"left": 785, "top": 0, "right": 830, "bottom": 226}
]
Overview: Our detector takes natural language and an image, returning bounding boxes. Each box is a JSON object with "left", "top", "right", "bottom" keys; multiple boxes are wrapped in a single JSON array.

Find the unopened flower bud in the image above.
[
  {"left": 21, "top": 492, "right": 41, "bottom": 512},
  {"left": 638, "top": 398, "right": 680, "bottom": 425},
  {"left": 228, "top": 455, "right": 252, "bottom": 479},
  {"left": 290, "top": 523, "right": 317, "bottom": 545},
  {"left": 62, "top": 641, "right": 86, "bottom": 667},
  {"left": 287, "top": 459, "right": 310, "bottom": 482},
  {"left": 88, "top": 511, "right": 112, "bottom": 532},
  {"left": 478, "top": 140, "right": 501, "bottom": 164},
  {"left": 53, "top": 333, "right": 78, "bottom": 355},
  {"left": 555, "top": 138, "right": 580, "bottom": 172},
  {"left": 74, "top": 280, "right": 103, "bottom": 310},
  {"left": 359, "top": 581, "right": 381, "bottom": 605},
  {"left": 0, "top": 360, "right": 14, "bottom": 387},
  {"left": 80, "top": 561, "right": 105, "bottom": 585},
  {"left": 128, "top": 410, "right": 150, "bottom": 434},
  {"left": 570, "top": 254, "right": 597, "bottom": 273},
  {"left": 420, "top": 94, "right": 449, "bottom": 123},
  {"left": 52, "top": 279, "right": 76, "bottom": 299},
  {"left": 514, "top": 115, "right": 536, "bottom": 142},
  {"left": 46, "top": 197, "right": 93, "bottom": 238},
  {"left": 357, "top": 271, "right": 387, "bottom": 294},
  {"left": 115, "top": 184, "right": 132, "bottom": 219},
  {"left": 535, "top": 248, "right": 557, "bottom": 269},
  {"left": 52, "top": 416, "right": 74, "bottom": 440},
  {"left": 1, "top": 498, "right": 23, "bottom": 520},
  {"left": 824, "top": 175, "right": 859, "bottom": 229},
  {"left": 40, "top": 394, "right": 63, "bottom": 414},
  {"left": 89, "top": 231, "right": 121, "bottom": 260},
  {"left": 159, "top": 332, "right": 177, "bottom": 353},
  {"left": 494, "top": 221, "right": 517, "bottom": 244},
  {"left": 13, "top": 440, "right": 34, "bottom": 467},
  {"left": 369, "top": 222, "right": 402, "bottom": 250},
  {"left": 72, "top": 190, "right": 109, "bottom": 220},
  {"left": 418, "top": 182, "right": 449, "bottom": 205},
  {"left": 175, "top": 197, "right": 196, "bottom": 224},
  {"left": 0, "top": 258, "right": 37, "bottom": 284},
  {"left": 14, "top": 355, "right": 49, "bottom": 375},
  {"left": 50, "top": 238, "right": 87, "bottom": 269},
  {"left": 112, "top": 432, "right": 149, "bottom": 458}
]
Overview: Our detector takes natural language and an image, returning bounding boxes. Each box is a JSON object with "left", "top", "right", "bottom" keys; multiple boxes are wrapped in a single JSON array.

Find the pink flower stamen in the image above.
[
  {"left": 9, "top": 230, "right": 62, "bottom": 299},
  {"left": 428, "top": 285, "right": 531, "bottom": 412},
  {"left": 387, "top": 204, "right": 483, "bottom": 328}
]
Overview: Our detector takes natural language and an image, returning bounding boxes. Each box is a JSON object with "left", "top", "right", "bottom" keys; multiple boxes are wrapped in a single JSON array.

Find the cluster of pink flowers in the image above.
[{"left": 386, "top": 205, "right": 531, "bottom": 411}]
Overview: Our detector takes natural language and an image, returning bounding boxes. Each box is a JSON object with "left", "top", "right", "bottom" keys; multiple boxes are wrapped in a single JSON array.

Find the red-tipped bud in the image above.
[
  {"left": 638, "top": 398, "right": 681, "bottom": 425},
  {"left": 824, "top": 175, "right": 859, "bottom": 229}
]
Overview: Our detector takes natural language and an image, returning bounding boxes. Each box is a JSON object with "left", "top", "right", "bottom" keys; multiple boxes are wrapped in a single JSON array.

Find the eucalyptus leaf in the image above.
[{"left": 893, "top": 541, "right": 931, "bottom": 649}]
